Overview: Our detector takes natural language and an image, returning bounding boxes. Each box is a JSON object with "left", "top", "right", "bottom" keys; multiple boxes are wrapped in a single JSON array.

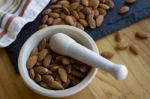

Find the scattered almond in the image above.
[
  {"left": 116, "top": 40, "right": 129, "bottom": 50},
  {"left": 119, "top": 6, "right": 129, "bottom": 14},
  {"left": 130, "top": 44, "right": 139, "bottom": 55},
  {"left": 101, "top": 51, "right": 114, "bottom": 59},
  {"left": 115, "top": 32, "right": 123, "bottom": 42},
  {"left": 135, "top": 31, "right": 150, "bottom": 39}
]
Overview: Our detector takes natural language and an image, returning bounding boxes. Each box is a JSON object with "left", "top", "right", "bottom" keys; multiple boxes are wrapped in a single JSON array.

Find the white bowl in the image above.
[{"left": 18, "top": 25, "right": 99, "bottom": 97}]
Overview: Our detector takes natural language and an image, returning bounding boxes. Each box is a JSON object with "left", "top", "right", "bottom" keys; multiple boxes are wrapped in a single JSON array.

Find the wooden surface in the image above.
[{"left": 0, "top": 17, "right": 150, "bottom": 99}]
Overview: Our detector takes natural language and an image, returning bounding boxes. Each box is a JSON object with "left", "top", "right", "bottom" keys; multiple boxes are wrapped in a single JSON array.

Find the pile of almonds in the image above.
[
  {"left": 39, "top": 0, "right": 115, "bottom": 30},
  {"left": 27, "top": 38, "right": 91, "bottom": 90}
]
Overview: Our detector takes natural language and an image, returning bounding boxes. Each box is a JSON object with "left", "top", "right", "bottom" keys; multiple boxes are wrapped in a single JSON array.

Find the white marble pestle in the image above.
[{"left": 49, "top": 33, "right": 128, "bottom": 80}]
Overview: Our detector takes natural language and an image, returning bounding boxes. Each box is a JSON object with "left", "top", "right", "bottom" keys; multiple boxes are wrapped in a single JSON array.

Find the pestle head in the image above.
[{"left": 49, "top": 33, "right": 76, "bottom": 56}]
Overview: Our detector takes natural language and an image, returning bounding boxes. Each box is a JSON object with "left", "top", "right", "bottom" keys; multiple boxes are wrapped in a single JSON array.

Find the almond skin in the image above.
[
  {"left": 105, "top": 0, "right": 115, "bottom": 8},
  {"left": 65, "top": 16, "right": 75, "bottom": 26},
  {"left": 69, "top": 2, "right": 79, "bottom": 11},
  {"left": 34, "top": 66, "right": 49, "bottom": 74},
  {"left": 130, "top": 44, "right": 139, "bottom": 55},
  {"left": 47, "top": 17, "right": 54, "bottom": 25},
  {"left": 42, "top": 75, "right": 54, "bottom": 83},
  {"left": 81, "top": 0, "right": 89, "bottom": 6},
  {"left": 101, "top": 51, "right": 114, "bottom": 59},
  {"left": 115, "top": 32, "right": 123, "bottom": 42},
  {"left": 49, "top": 12, "right": 60, "bottom": 18},
  {"left": 38, "top": 24, "right": 48, "bottom": 30},
  {"left": 42, "top": 9, "right": 52, "bottom": 15},
  {"left": 38, "top": 39, "right": 46, "bottom": 51},
  {"left": 43, "top": 55, "right": 52, "bottom": 67},
  {"left": 99, "top": 4, "right": 110, "bottom": 10},
  {"left": 89, "top": 0, "right": 99, "bottom": 8},
  {"left": 119, "top": 6, "right": 129, "bottom": 14},
  {"left": 29, "top": 69, "right": 35, "bottom": 79},
  {"left": 116, "top": 40, "right": 129, "bottom": 50},
  {"left": 88, "top": 18, "right": 96, "bottom": 29},
  {"left": 40, "top": 82, "right": 49, "bottom": 88},
  {"left": 35, "top": 74, "right": 42, "bottom": 82},
  {"left": 79, "top": 19, "right": 88, "bottom": 27},
  {"left": 48, "top": 81, "right": 64, "bottom": 90},
  {"left": 76, "top": 22, "right": 84, "bottom": 30},
  {"left": 27, "top": 55, "right": 38, "bottom": 69},
  {"left": 135, "top": 31, "right": 150, "bottom": 39},
  {"left": 58, "top": 67, "right": 68, "bottom": 83},
  {"left": 42, "top": 15, "right": 48, "bottom": 24},
  {"left": 38, "top": 49, "right": 48, "bottom": 61}
]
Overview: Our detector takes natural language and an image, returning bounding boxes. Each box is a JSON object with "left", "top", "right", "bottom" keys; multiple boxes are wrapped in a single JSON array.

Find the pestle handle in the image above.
[{"left": 50, "top": 33, "right": 128, "bottom": 80}]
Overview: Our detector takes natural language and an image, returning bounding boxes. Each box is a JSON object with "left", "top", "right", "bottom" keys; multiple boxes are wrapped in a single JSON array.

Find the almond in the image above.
[
  {"left": 50, "top": 65, "right": 61, "bottom": 71},
  {"left": 116, "top": 40, "right": 129, "bottom": 50},
  {"left": 60, "top": 12, "right": 66, "bottom": 19},
  {"left": 47, "top": 17, "right": 54, "bottom": 25},
  {"left": 70, "top": 2, "right": 79, "bottom": 11},
  {"left": 100, "top": 0, "right": 106, "bottom": 3},
  {"left": 94, "top": 9, "right": 100, "bottom": 18},
  {"left": 27, "top": 55, "right": 38, "bottom": 69},
  {"left": 130, "top": 44, "right": 139, "bottom": 55},
  {"left": 43, "top": 55, "right": 52, "bottom": 67},
  {"left": 55, "top": 75, "right": 62, "bottom": 84},
  {"left": 65, "top": 16, "right": 75, "bottom": 26},
  {"left": 58, "top": 0, "right": 70, "bottom": 7},
  {"left": 99, "top": 4, "right": 110, "bottom": 10},
  {"left": 53, "top": 9, "right": 62, "bottom": 13},
  {"left": 38, "top": 49, "right": 48, "bottom": 61},
  {"left": 98, "top": 8, "right": 107, "bottom": 16},
  {"left": 76, "top": 5, "right": 84, "bottom": 12},
  {"left": 51, "top": 0, "right": 58, "bottom": 3},
  {"left": 80, "top": 65, "right": 89, "bottom": 73},
  {"left": 105, "top": 0, "right": 115, "bottom": 8},
  {"left": 115, "top": 32, "right": 123, "bottom": 42},
  {"left": 42, "top": 15, "right": 48, "bottom": 24},
  {"left": 38, "top": 39, "right": 46, "bottom": 51},
  {"left": 35, "top": 74, "right": 42, "bottom": 82},
  {"left": 52, "top": 18, "right": 62, "bottom": 25},
  {"left": 71, "top": 10, "right": 79, "bottom": 19},
  {"left": 135, "top": 31, "right": 150, "bottom": 39},
  {"left": 42, "top": 9, "right": 52, "bottom": 15},
  {"left": 34, "top": 66, "right": 49, "bottom": 74},
  {"left": 125, "top": 0, "right": 136, "bottom": 4},
  {"left": 38, "top": 24, "right": 48, "bottom": 30},
  {"left": 29, "top": 69, "right": 35, "bottom": 79},
  {"left": 96, "top": 15, "right": 104, "bottom": 27},
  {"left": 66, "top": 65, "right": 72, "bottom": 74},
  {"left": 40, "top": 82, "right": 49, "bottom": 88},
  {"left": 31, "top": 48, "right": 38, "bottom": 55},
  {"left": 71, "top": 70, "right": 84, "bottom": 78},
  {"left": 76, "top": 22, "right": 84, "bottom": 30},
  {"left": 89, "top": 0, "right": 99, "bottom": 8},
  {"left": 50, "top": 4, "right": 62, "bottom": 9},
  {"left": 82, "top": 7, "right": 92, "bottom": 15},
  {"left": 58, "top": 67, "right": 68, "bottom": 83},
  {"left": 48, "top": 81, "right": 64, "bottom": 90},
  {"left": 119, "top": 6, "right": 129, "bottom": 14},
  {"left": 81, "top": 0, "right": 88, "bottom": 6},
  {"left": 78, "top": 12, "right": 85, "bottom": 19},
  {"left": 79, "top": 19, "right": 88, "bottom": 27},
  {"left": 88, "top": 18, "right": 96, "bottom": 29},
  {"left": 62, "top": 6, "right": 70, "bottom": 15},
  {"left": 49, "top": 12, "right": 60, "bottom": 18},
  {"left": 42, "top": 75, "right": 54, "bottom": 83},
  {"left": 101, "top": 51, "right": 114, "bottom": 59},
  {"left": 62, "top": 79, "right": 70, "bottom": 88}
]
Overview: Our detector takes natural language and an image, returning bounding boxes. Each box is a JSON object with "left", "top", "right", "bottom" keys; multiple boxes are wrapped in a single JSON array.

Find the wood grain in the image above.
[{"left": 0, "top": 17, "right": 150, "bottom": 99}]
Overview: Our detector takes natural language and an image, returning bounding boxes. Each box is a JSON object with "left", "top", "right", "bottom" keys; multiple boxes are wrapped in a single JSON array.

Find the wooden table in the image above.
[{"left": 0, "top": 17, "right": 150, "bottom": 99}]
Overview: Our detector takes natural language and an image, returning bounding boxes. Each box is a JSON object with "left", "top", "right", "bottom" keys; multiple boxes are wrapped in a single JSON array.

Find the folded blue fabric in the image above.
[{"left": 6, "top": 0, "right": 150, "bottom": 71}]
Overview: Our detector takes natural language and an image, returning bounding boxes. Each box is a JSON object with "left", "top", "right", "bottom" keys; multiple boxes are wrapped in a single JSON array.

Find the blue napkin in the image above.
[{"left": 6, "top": 0, "right": 150, "bottom": 72}]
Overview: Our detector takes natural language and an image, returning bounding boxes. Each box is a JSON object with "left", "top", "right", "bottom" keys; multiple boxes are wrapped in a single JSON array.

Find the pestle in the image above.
[{"left": 49, "top": 33, "right": 128, "bottom": 80}]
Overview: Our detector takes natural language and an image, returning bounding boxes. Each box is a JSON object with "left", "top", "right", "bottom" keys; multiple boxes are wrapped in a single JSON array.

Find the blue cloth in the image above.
[{"left": 6, "top": 0, "right": 150, "bottom": 71}]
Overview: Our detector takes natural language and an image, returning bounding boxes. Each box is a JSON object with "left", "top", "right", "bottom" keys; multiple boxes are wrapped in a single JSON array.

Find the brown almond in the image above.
[
  {"left": 62, "top": 79, "right": 70, "bottom": 88},
  {"left": 61, "top": 57, "right": 71, "bottom": 65},
  {"left": 62, "top": 6, "right": 70, "bottom": 15},
  {"left": 29, "top": 69, "right": 35, "bottom": 79},
  {"left": 78, "top": 12, "right": 85, "bottom": 19},
  {"left": 50, "top": 65, "right": 61, "bottom": 71},
  {"left": 88, "top": 18, "right": 96, "bottom": 29},
  {"left": 27, "top": 55, "right": 38, "bottom": 69},
  {"left": 89, "top": 0, "right": 99, "bottom": 8},
  {"left": 101, "top": 51, "right": 114, "bottom": 59},
  {"left": 82, "top": 7, "right": 92, "bottom": 15},
  {"left": 116, "top": 40, "right": 129, "bottom": 50},
  {"left": 86, "top": 10, "right": 94, "bottom": 19},
  {"left": 100, "top": 0, "right": 106, "bottom": 3},
  {"left": 115, "top": 32, "right": 123, "bottom": 42},
  {"left": 38, "top": 49, "right": 48, "bottom": 61},
  {"left": 49, "top": 12, "right": 60, "bottom": 18},
  {"left": 130, "top": 44, "right": 139, "bottom": 55},
  {"left": 66, "top": 65, "right": 72, "bottom": 74},
  {"left": 71, "top": 70, "right": 84, "bottom": 78},
  {"left": 81, "top": 0, "right": 88, "bottom": 6},
  {"left": 50, "top": 4, "right": 62, "bottom": 9},
  {"left": 94, "top": 9, "right": 99, "bottom": 18},
  {"left": 58, "top": 0, "right": 70, "bottom": 7},
  {"left": 76, "top": 5, "right": 84, "bottom": 12},
  {"left": 70, "top": 2, "right": 79, "bottom": 11},
  {"left": 96, "top": 15, "right": 104, "bottom": 27},
  {"left": 60, "top": 13, "right": 66, "bottom": 19},
  {"left": 55, "top": 75, "right": 62, "bottom": 84},
  {"left": 71, "top": 10, "right": 79, "bottom": 19},
  {"left": 53, "top": 9, "right": 62, "bottom": 13},
  {"left": 42, "top": 15, "right": 48, "bottom": 24},
  {"left": 38, "top": 39, "right": 46, "bottom": 51},
  {"left": 98, "top": 8, "right": 107, "bottom": 16},
  {"left": 71, "top": 78, "right": 80, "bottom": 86},
  {"left": 76, "top": 22, "right": 84, "bottom": 30},
  {"left": 42, "top": 9, "right": 52, "bottom": 15},
  {"left": 79, "top": 19, "right": 88, "bottom": 27},
  {"left": 135, "top": 31, "right": 150, "bottom": 39},
  {"left": 38, "top": 24, "right": 48, "bottom": 30},
  {"left": 35, "top": 74, "right": 42, "bottom": 82},
  {"left": 34, "top": 66, "right": 49, "bottom": 74},
  {"left": 65, "top": 16, "right": 75, "bottom": 26},
  {"left": 51, "top": 0, "right": 58, "bottom": 3},
  {"left": 52, "top": 18, "right": 62, "bottom": 25},
  {"left": 99, "top": 4, "right": 110, "bottom": 10},
  {"left": 40, "top": 82, "right": 49, "bottom": 88},
  {"left": 48, "top": 81, "right": 64, "bottom": 90},
  {"left": 80, "top": 65, "right": 89, "bottom": 73},
  {"left": 105, "top": 0, "right": 115, "bottom": 8},
  {"left": 31, "top": 48, "right": 38, "bottom": 55},
  {"left": 42, "top": 75, "right": 54, "bottom": 83},
  {"left": 43, "top": 55, "right": 52, "bottom": 67},
  {"left": 119, "top": 6, "right": 129, "bottom": 14},
  {"left": 47, "top": 17, "right": 54, "bottom": 25},
  {"left": 125, "top": 0, "right": 136, "bottom": 4},
  {"left": 58, "top": 67, "right": 68, "bottom": 83},
  {"left": 36, "top": 61, "right": 42, "bottom": 66}
]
